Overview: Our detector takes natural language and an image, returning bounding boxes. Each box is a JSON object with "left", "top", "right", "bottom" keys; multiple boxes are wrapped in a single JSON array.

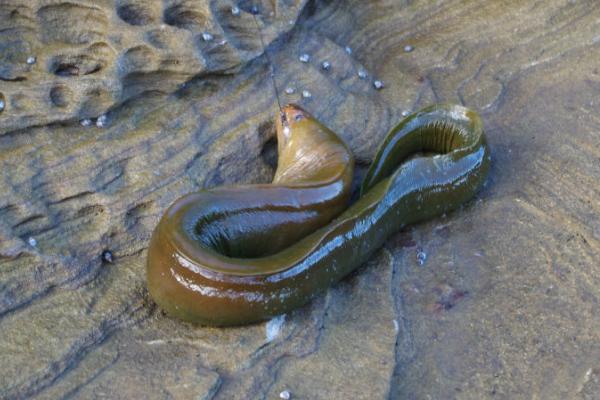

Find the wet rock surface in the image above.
[
  {"left": 0, "top": 0, "right": 306, "bottom": 133},
  {"left": 1, "top": 1, "right": 599, "bottom": 399}
]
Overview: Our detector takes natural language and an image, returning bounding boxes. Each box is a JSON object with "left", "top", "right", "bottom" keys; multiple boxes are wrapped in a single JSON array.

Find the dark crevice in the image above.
[
  {"left": 117, "top": 3, "right": 153, "bottom": 26},
  {"left": 12, "top": 214, "right": 45, "bottom": 229},
  {"left": 54, "top": 64, "right": 81, "bottom": 77},
  {"left": 0, "top": 76, "right": 27, "bottom": 82},
  {"left": 163, "top": 4, "right": 207, "bottom": 30},
  {"left": 260, "top": 136, "right": 277, "bottom": 171},
  {"left": 49, "top": 191, "right": 94, "bottom": 205},
  {"left": 52, "top": 61, "right": 103, "bottom": 77}
]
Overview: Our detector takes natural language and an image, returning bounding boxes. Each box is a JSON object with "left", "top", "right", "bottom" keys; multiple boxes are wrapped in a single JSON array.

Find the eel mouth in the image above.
[
  {"left": 281, "top": 103, "right": 307, "bottom": 122},
  {"left": 276, "top": 104, "right": 310, "bottom": 147}
]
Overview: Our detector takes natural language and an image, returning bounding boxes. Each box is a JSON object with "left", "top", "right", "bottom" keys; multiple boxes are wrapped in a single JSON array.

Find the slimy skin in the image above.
[{"left": 147, "top": 104, "right": 490, "bottom": 326}]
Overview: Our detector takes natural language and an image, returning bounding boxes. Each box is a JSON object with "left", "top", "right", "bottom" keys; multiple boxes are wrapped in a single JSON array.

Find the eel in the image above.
[{"left": 147, "top": 103, "right": 490, "bottom": 326}]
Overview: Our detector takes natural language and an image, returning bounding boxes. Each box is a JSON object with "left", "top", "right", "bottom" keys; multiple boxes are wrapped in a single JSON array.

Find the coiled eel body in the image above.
[{"left": 147, "top": 103, "right": 490, "bottom": 326}]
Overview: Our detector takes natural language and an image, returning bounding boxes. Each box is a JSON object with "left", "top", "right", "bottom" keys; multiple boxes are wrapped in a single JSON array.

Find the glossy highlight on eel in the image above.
[{"left": 147, "top": 104, "right": 490, "bottom": 326}]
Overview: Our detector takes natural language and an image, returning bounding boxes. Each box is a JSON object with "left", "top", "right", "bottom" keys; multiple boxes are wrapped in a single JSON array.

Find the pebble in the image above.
[
  {"left": 231, "top": 6, "right": 240, "bottom": 15},
  {"left": 345, "top": 46, "right": 352, "bottom": 55},
  {"left": 80, "top": 118, "right": 92, "bottom": 127},
  {"left": 96, "top": 114, "right": 108, "bottom": 128},
  {"left": 321, "top": 61, "right": 331, "bottom": 71},
  {"left": 26, "top": 56, "right": 36, "bottom": 65},
  {"left": 28, "top": 237, "right": 37, "bottom": 247},
  {"left": 279, "top": 390, "right": 291, "bottom": 399},
  {"left": 301, "top": 90, "right": 312, "bottom": 98},
  {"left": 373, "top": 80, "right": 384, "bottom": 89},
  {"left": 0, "top": 99, "right": 5, "bottom": 111},
  {"left": 284, "top": 87, "right": 295, "bottom": 95},
  {"left": 358, "top": 69, "right": 368, "bottom": 79},
  {"left": 404, "top": 44, "right": 414, "bottom": 52},
  {"left": 299, "top": 53, "right": 310, "bottom": 63},
  {"left": 202, "top": 32, "right": 214, "bottom": 41},
  {"left": 401, "top": 110, "right": 410, "bottom": 117}
]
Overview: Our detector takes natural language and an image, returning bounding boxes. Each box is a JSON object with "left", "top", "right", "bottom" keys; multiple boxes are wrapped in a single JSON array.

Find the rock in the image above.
[
  {"left": 1, "top": 0, "right": 599, "bottom": 399},
  {"left": 0, "top": 0, "right": 307, "bottom": 134}
]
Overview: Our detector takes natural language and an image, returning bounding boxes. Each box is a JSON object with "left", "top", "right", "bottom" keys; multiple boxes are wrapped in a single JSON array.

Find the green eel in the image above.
[{"left": 147, "top": 103, "right": 490, "bottom": 326}]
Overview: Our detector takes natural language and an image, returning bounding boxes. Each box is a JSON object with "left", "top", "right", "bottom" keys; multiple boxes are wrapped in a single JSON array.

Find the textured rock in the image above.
[
  {"left": 0, "top": 0, "right": 306, "bottom": 133},
  {"left": 1, "top": 0, "right": 599, "bottom": 399}
]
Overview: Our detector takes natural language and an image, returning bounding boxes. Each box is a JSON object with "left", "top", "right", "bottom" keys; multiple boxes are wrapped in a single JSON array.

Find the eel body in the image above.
[{"left": 147, "top": 104, "right": 490, "bottom": 326}]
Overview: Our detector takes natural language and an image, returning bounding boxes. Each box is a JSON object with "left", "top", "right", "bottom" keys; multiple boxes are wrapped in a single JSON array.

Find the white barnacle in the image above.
[{"left": 299, "top": 53, "right": 310, "bottom": 63}]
